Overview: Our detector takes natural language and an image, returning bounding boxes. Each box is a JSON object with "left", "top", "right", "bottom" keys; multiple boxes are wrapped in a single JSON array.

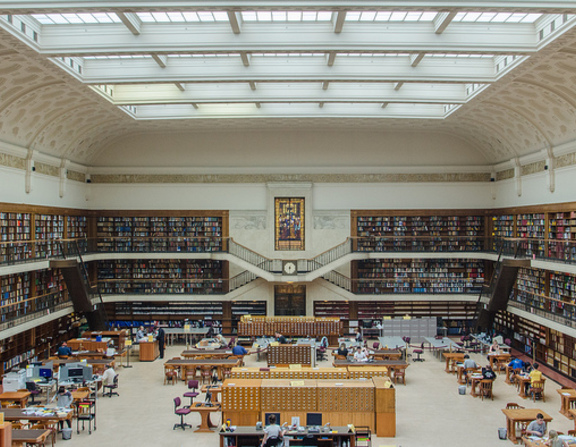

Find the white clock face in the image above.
[{"left": 283, "top": 262, "right": 296, "bottom": 274}]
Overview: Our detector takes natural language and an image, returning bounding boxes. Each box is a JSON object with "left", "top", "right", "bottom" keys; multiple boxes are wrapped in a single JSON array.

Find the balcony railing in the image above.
[
  {"left": 0, "top": 291, "right": 72, "bottom": 332},
  {"left": 508, "top": 290, "right": 576, "bottom": 329}
]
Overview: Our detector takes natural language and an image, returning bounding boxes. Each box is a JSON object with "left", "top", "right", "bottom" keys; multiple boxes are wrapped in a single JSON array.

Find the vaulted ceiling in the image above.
[{"left": 0, "top": 1, "right": 576, "bottom": 169}]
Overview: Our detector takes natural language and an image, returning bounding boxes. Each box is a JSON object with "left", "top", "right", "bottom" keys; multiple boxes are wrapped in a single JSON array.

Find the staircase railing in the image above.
[
  {"left": 229, "top": 270, "right": 259, "bottom": 292},
  {"left": 304, "top": 238, "right": 353, "bottom": 272},
  {"left": 60, "top": 238, "right": 109, "bottom": 326},
  {"left": 228, "top": 239, "right": 275, "bottom": 271},
  {"left": 322, "top": 270, "right": 352, "bottom": 292}
]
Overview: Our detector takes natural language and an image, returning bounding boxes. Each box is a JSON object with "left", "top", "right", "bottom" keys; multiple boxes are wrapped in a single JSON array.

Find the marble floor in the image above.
[{"left": 55, "top": 344, "right": 575, "bottom": 447}]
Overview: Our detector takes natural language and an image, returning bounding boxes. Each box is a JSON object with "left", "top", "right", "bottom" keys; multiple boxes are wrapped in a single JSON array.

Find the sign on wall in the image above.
[{"left": 275, "top": 197, "right": 305, "bottom": 251}]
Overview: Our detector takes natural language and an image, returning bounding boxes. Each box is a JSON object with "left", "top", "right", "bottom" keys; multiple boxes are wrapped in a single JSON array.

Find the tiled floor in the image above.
[{"left": 54, "top": 344, "right": 575, "bottom": 447}]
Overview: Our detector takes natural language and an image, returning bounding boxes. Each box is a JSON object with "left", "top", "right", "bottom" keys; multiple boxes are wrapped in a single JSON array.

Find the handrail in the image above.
[
  {"left": 229, "top": 271, "right": 258, "bottom": 291},
  {"left": 307, "top": 238, "right": 352, "bottom": 271},
  {"left": 228, "top": 239, "right": 274, "bottom": 271},
  {"left": 322, "top": 270, "right": 352, "bottom": 292}
]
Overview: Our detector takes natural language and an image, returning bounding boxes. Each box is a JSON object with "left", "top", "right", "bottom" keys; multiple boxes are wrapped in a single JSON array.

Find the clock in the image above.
[{"left": 282, "top": 261, "right": 297, "bottom": 275}]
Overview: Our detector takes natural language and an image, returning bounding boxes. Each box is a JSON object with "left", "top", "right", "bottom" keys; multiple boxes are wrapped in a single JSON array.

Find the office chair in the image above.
[
  {"left": 25, "top": 381, "right": 42, "bottom": 405},
  {"left": 264, "top": 437, "right": 283, "bottom": 447},
  {"left": 103, "top": 374, "right": 119, "bottom": 397},
  {"left": 183, "top": 380, "right": 199, "bottom": 405},
  {"left": 173, "top": 397, "right": 192, "bottom": 431},
  {"left": 412, "top": 343, "right": 425, "bottom": 362}
]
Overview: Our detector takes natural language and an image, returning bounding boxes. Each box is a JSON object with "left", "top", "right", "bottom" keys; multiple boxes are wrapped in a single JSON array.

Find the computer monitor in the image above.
[
  {"left": 68, "top": 367, "right": 83, "bottom": 378},
  {"left": 39, "top": 368, "right": 52, "bottom": 379},
  {"left": 264, "top": 413, "right": 281, "bottom": 426},
  {"left": 306, "top": 413, "right": 322, "bottom": 427}
]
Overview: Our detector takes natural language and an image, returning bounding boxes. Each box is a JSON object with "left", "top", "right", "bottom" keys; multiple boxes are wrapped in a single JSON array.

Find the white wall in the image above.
[{"left": 0, "top": 166, "right": 88, "bottom": 209}]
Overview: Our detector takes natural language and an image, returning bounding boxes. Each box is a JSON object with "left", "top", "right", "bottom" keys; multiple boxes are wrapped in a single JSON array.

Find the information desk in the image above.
[
  {"left": 139, "top": 340, "right": 159, "bottom": 361},
  {"left": 501, "top": 408, "right": 553, "bottom": 444},
  {"left": 220, "top": 426, "right": 356, "bottom": 447}
]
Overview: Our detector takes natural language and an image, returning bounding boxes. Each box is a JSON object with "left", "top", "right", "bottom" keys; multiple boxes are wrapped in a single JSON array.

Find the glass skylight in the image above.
[
  {"left": 136, "top": 11, "right": 229, "bottom": 23},
  {"left": 453, "top": 12, "right": 542, "bottom": 23},
  {"left": 240, "top": 11, "right": 333, "bottom": 22},
  {"left": 32, "top": 13, "right": 121, "bottom": 25},
  {"left": 345, "top": 11, "right": 437, "bottom": 22},
  {"left": 83, "top": 55, "right": 152, "bottom": 60}
]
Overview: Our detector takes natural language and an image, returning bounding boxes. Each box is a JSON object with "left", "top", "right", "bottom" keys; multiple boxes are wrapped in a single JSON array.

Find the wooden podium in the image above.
[{"left": 139, "top": 341, "right": 159, "bottom": 361}]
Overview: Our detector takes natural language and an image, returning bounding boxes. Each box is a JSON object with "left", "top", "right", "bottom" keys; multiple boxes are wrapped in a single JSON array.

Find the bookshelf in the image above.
[
  {"left": 97, "top": 259, "right": 228, "bottom": 294},
  {"left": 0, "top": 212, "right": 32, "bottom": 263},
  {"left": 96, "top": 213, "right": 227, "bottom": 253},
  {"left": 352, "top": 211, "right": 485, "bottom": 252},
  {"left": 104, "top": 300, "right": 224, "bottom": 323},
  {"left": 34, "top": 214, "right": 65, "bottom": 258},
  {"left": 0, "top": 273, "right": 31, "bottom": 323},
  {"left": 549, "top": 272, "right": 576, "bottom": 320},
  {"left": 352, "top": 259, "right": 484, "bottom": 294},
  {"left": 512, "top": 267, "right": 547, "bottom": 311}
]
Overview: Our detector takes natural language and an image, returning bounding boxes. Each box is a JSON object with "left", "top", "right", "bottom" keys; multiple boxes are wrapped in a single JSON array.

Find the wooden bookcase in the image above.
[
  {"left": 352, "top": 259, "right": 484, "bottom": 294},
  {"left": 97, "top": 259, "right": 229, "bottom": 294}
]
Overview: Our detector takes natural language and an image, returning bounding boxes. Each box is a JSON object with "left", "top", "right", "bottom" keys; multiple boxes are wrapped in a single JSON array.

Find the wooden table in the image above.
[
  {"left": 501, "top": 408, "right": 552, "bottom": 444},
  {"left": 189, "top": 402, "right": 221, "bottom": 432},
  {"left": 47, "top": 358, "right": 114, "bottom": 375},
  {"left": 442, "top": 352, "right": 465, "bottom": 373},
  {"left": 201, "top": 385, "right": 222, "bottom": 403},
  {"left": 371, "top": 350, "right": 403, "bottom": 360},
  {"left": 0, "top": 392, "right": 30, "bottom": 408},
  {"left": 569, "top": 409, "right": 576, "bottom": 428},
  {"left": 219, "top": 426, "right": 355, "bottom": 447},
  {"left": 470, "top": 374, "right": 484, "bottom": 397},
  {"left": 558, "top": 389, "right": 576, "bottom": 418},
  {"left": 11, "top": 429, "right": 51, "bottom": 446},
  {"left": 515, "top": 374, "right": 545, "bottom": 399},
  {"left": 164, "top": 358, "right": 240, "bottom": 381},
  {"left": 181, "top": 350, "right": 235, "bottom": 359},
  {"left": 0, "top": 408, "right": 73, "bottom": 424},
  {"left": 488, "top": 353, "right": 511, "bottom": 371}
]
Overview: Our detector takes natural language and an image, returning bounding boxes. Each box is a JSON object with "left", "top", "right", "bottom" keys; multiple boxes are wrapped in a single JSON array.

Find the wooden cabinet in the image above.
[
  {"left": 0, "top": 422, "right": 12, "bottom": 447},
  {"left": 373, "top": 377, "right": 396, "bottom": 437},
  {"left": 139, "top": 341, "right": 159, "bottom": 361}
]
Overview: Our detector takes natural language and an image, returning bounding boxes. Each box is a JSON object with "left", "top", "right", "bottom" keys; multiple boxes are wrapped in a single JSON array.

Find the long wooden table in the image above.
[
  {"left": 501, "top": 408, "right": 552, "bottom": 444},
  {"left": 181, "top": 350, "right": 236, "bottom": 359},
  {"left": 0, "top": 408, "right": 73, "bottom": 424},
  {"left": 488, "top": 353, "right": 511, "bottom": 371},
  {"left": 11, "top": 429, "right": 51, "bottom": 446},
  {"left": 0, "top": 392, "right": 31, "bottom": 408},
  {"left": 164, "top": 358, "right": 240, "bottom": 381}
]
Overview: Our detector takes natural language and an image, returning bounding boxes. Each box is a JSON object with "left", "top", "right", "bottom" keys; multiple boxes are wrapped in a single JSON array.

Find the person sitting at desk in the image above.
[
  {"left": 545, "top": 430, "right": 569, "bottom": 447},
  {"left": 136, "top": 326, "right": 147, "bottom": 342},
  {"left": 261, "top": 414, "right": 285, "bottom": 447},
  {"left": 232, "top": 343, "right": 248, "bottom": 356},
  {"left": 508, "top": 357, "right": 525, "bottom": 381},
  {"left": 525, "top": 413, "right": 547, "bottom": 437},
  {"left": 51, "top": 386, "right": 73, "bottom": 431},
  {"left": 527, "top": 363, "right": 543, "bottom": 394},
  {"left": 482, "top": 365, "right": 497, "bottom": 381},
  {"left": 336, "top": 343, "right": 349, "bottom": 357},
  {"left": 354, "top": 346, "right": 368, "bottom": 363},
  {"left": 57, "top": 341, "right": 72, "bottom": 357},
  {"left": 215, "top": 333, "right": 227, "bottom": 348},
  {"left": 102, "top": 363, "right": 117, "bottom": 389},
  {"left": 463, "top": 354, "right": 477, "bottom": 370},
  {"left": 489, "top": 339, "right": 500, "bottom": 354},
  {"left": 275, "top": 332, "right": 288, "bottom": 344}
]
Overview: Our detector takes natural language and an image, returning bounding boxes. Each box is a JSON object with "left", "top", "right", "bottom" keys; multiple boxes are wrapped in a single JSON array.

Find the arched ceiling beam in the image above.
[
  {"left": 0, "top": 80, "right": 65, "bottom": 114},
  {"left": 27, "top": 103, "right": 88, "bottom": 149}
]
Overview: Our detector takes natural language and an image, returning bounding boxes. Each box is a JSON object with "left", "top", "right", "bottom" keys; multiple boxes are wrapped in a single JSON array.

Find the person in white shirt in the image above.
[
  {"left": 102, "top": 364, "right": 117, "bottom": 387},
  {"left": 354, "top": 346, "right": 368, "bottom": 362},
  {"left": 136, "top": 326, "right": 147, "bottom": 342}
]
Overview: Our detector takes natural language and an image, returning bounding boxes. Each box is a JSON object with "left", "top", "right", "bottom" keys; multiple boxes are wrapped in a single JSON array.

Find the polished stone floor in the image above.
[{"left": 56, "top": 344, "right": 574, "bottom": 447}]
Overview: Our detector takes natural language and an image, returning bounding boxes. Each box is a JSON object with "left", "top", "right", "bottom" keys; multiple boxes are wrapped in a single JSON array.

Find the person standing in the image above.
[
  {"left": 155, "top": 324, "right": 166, "bottom": 359},
  {"left": 51, "top": 386, "right": 73, "bottom": 431}
]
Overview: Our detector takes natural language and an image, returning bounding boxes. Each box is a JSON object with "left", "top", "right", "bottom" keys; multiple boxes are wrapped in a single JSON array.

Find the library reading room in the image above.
[{"left": 2, "top": 1, "right": 576, "bottom": 447}]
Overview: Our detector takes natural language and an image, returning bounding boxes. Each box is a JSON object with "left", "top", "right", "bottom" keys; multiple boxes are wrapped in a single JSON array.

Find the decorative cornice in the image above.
[
  {"left": 90, "top": 172, "right": 492, "bottom": 184},
  {"left": 67, "top": 170, "right": 85, "bottom": 183}
]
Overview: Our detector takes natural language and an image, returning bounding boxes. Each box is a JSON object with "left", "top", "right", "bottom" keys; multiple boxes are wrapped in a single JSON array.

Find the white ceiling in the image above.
[{"left": 0, "top": 1, "right": 576, "bottom": 169}]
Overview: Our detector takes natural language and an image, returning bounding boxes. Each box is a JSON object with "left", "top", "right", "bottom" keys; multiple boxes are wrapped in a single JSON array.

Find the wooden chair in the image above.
[
  {"left": 464, "top": 367, "right": 480, "bottom": 386},
  {"left": 529, "top": 380, "right": 545, "bottom": 402},
  {"left": 567, "top": 430, "right": 576, "bottom": 436},
  {"left": 480, "top": 379, "right": 493, "bottom": 401},
  {"left": 506, "top": 402, "right": 524, "bottom": 409},
  {"left": 393, "top": 368, "right": 406, "bottom": 385},
  {"left": 335, "top": 354, "right": 347, "bottom": 361},
  {"left": 164, "top": 365, "right": 178, "bottom": 385},
  {"left": 200, "top": 365, "right": 213, "bottom": 384}
]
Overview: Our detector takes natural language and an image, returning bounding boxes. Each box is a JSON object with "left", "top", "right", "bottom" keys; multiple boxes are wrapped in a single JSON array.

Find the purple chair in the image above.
[
  {"left": 173, "top": 397, "right": 192, "bottom": 430},
  {"left": 183, "top": 380, "right": 199, "bottom": 405}
]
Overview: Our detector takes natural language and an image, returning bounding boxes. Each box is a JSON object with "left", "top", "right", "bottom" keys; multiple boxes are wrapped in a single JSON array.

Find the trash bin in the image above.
[
  {"left": 62, "top": 428, "right": 72, "bottom": 440},
  {"left": 498, "top": 428, "right": 507, "bottom": 440},
  {"left": 458, "top": 385, "right": 466, "bottom": 395}
]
